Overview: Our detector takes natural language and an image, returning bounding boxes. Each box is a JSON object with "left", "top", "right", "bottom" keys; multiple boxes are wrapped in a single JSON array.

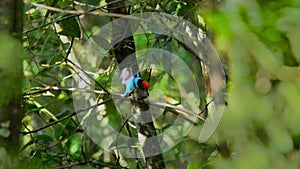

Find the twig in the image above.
[
  {"left": 148, "top": 100, "right": 206, "bottom": 121},
  {"left": 64, "top": 57, "right": 111, "bottom": 94},
  {"left": 23, "top": 0, "right": 124, "bottom": 34},
  {"left": 24, "top": 14, "right": 76, "bottom": 34},
  {"left": 65, "top": 36, "right": 74, "bottom": 61},
  {"left": 54, "top": 161, "right": 118, "bottom": 169},
  {"left": 24, "top": 0, "right": 148, "bottom": 21},
  {"left": 24, "top": 86, "right": 207, "bottom": 121},
  {"left": 23, "top": 86, "right": 105, "bottom": 96},
  {"left": 21, "top": 99, "right": 111, "bottom": 135},
  {"left": 114, "top": 115, "right": 132, "bottom": 167}
]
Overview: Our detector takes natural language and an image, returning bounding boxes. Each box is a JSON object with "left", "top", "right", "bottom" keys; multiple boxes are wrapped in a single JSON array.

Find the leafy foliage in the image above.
[{"left": 20, "top": 0, "right": 300, "bottom": 168}]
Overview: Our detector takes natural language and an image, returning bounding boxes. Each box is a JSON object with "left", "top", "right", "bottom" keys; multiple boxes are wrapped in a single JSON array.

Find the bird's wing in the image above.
[{"left": 120, "top": 67, "right": 134, "bottom": 85}]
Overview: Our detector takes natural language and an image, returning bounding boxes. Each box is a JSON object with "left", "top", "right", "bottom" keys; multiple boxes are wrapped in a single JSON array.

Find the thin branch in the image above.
[
  {"left": 60, "top": 35, "right": 111, "bottom": 95},
  {"left": 115, "top": 115, "right": 132, "bottom": 167},
  {"left": 65, "top": 36, "right": 74, "bottom": 61},
  {"left": 23, "top": 0, "right": 125, "bottom": 34},
  {"left": 148, "top": 100, "right": 206, "bottom": 121},
  {"left": 23, "top": 86, "right": 206, "bottom": 122},
  {"left": 54, "top": 161, "right": 118, "bottom": 169},
  {"left": 24, "top": 14, "right": 75, "bottom": 34},
  {"left": 23, "top": 86, "right": 105, "bottom": 96},
  {"left": 81, "top": 129, "right": 88, "bottom": 162},
  {"left": 21, "top": 99, "right": 111, "bottom": 135},
  {"left": 164, "top": 107, "right": 198, "bottom": 125},
  {"left": 64, "top": 57, "right": 111, "bottom": 94},
  {"left": 24, "top": 0, "right": 147, "bottom": 21}
]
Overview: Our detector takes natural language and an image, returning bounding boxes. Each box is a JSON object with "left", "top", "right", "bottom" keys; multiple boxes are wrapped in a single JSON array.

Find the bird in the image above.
[{"left": 123, "top": 73, "right": 149, "bottom": 97}]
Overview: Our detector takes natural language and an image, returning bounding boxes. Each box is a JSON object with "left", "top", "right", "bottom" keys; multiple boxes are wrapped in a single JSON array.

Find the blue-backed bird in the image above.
[{"left": 123, "top": 73, "right": 149, "bottom": 97}]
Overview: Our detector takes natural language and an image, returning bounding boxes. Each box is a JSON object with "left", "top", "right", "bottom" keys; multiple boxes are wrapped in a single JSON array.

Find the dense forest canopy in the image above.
[{"left": 0, "top": 0, "right": 299, "bottom": 168}]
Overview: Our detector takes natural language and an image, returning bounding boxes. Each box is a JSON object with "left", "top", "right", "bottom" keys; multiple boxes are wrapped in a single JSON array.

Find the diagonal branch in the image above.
[
  {"left": 23, "top": 0, "right": 147, "bottom": 22},
  {"left": 21, "top": 99, "right": 110, "bottom": 135},
  {"left": 23, "top": 86, "right": 207, "bottom": 122}
]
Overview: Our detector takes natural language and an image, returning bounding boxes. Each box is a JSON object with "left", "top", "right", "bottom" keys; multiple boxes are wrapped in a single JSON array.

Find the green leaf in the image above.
[
  {"left": 187, "top": 162, "right": 200, "bottom": 169},
  {"left": 34, "top": 134, "right": 53, "bottom": 142},
  {"left": 66, "top": 133, "right": 82, "bottom": 155},
  {"left": 54, "top": 124, "right": 64, "bottom": 140},
  {"left": 57, "top": 15, "right": 81, "bottom": 38},
  {"left": 32, "top": 100, "right": 58, "bottom": 121},
  {"left": 55, "top": 108, "right": 70, "bottom": 119},
  {"left": 20, "top": 140, "right": 34, "bottom": 152},
  {"left": 70, "top": 141, "right": 80, "bottom": 155},
  {"left": 105, "top": 99, "right": 121, "bottom": 129}
]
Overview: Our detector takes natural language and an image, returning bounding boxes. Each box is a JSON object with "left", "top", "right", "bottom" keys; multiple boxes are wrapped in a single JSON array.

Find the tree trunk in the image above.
[
  {"left": 0, "top": 0, "right": 23, "bottom": 168},
  {"left": 106, "top": 0, "right": 166, "bottom": 168}
]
